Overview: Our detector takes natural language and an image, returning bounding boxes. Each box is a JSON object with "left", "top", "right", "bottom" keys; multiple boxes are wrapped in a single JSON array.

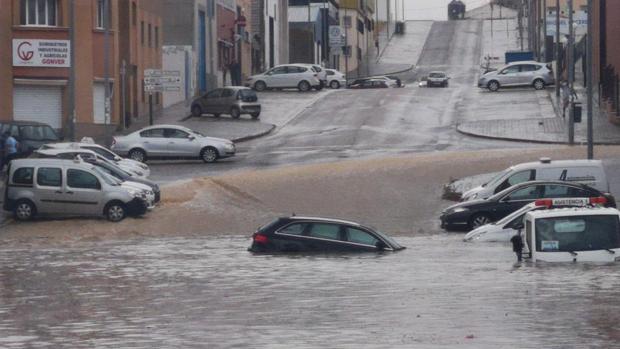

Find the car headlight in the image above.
[
  {"left": 127, "top": 188, "right": 145, "bottom": 198},
  {"left": 451, "top": 207, "right": 469, "bottom": 213}
]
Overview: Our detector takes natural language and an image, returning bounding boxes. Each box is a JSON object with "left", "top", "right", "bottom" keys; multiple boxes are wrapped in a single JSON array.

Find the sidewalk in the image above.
[
  {"left": 456, "top": 4, "right": 620, "bottom": 145},
  {"left": 118, "top": 89, "right": 336, "bottom": 144}
]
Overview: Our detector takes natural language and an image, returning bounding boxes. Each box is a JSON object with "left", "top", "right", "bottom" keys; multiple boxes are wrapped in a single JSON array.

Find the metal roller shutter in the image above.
[
  {"left": 93, "top": 82, "right": 106, "bottom": 124},
  {"left": 13, "top": 85, "right": 63, "bottom": 129}
]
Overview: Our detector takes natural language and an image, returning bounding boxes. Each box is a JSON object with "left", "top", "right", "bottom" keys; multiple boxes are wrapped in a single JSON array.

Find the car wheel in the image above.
[
  {"left": 128, "top": 148, "right": 147, "bottom": 163},
  {"left": 191, "top": 105, "right": 202, "bottom": 117},
  {"left": 254, "top": 81, "right": 267, "bottom": 91},
  {"left": 251, "top": 112, "right": 260, "bottom": 119},
  {"left": 105, "top": 201, "right": 127, "bottom": 222},
  {"left": 298, "top": 80, "right": 311, "bottom": 92},
  {"left": 487, "top": 80, "right": 500, "bottom": 92},
  {"left": 330, "top": 80, "right": 340, "bottom": 89},
  {"left": 230, "top": 107, "right": 241, "bottom": 119},
  {"left": 469, "top": 213, "right": 492, "bottom": 229},
  {"left": 533, "top": 79, "right": 545, "bottom": 90},
  {"left": 200, "top": 146, "right": 219, "bottom": 163},
  {"left": 14, "top": 199, "right": 36, "bottom": 221}
]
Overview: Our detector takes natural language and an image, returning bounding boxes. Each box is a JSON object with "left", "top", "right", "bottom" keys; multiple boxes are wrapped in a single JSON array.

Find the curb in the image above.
[
  {"left": 456, "top": 123, "right": 620, "bottom": 146},
  {"left": 232, "top": 124, "right": 276, "bottom": 143}
]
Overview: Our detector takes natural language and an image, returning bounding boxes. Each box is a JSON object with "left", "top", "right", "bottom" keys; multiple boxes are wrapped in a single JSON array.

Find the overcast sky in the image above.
[{"left": 404, "top": 0, "right": 490, "bottom": 21}]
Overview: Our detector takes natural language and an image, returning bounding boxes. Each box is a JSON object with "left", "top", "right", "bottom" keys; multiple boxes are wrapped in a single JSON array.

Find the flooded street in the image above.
[{"left": 1, "top": 234, "right": 619, "bottom": 348}]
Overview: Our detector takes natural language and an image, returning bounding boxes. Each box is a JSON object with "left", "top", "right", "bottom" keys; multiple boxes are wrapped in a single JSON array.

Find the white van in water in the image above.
[
  {"left": 462, "top": 158, "right": 609, "bottom": 201},
  {"left": 522, "top": 207, "right": 620, "bottom": 262}
]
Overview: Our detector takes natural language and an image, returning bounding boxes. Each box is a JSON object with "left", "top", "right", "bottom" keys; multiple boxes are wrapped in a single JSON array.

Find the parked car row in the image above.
[{"left": 444, "top": 157, "right": 620, "bottom": 263}]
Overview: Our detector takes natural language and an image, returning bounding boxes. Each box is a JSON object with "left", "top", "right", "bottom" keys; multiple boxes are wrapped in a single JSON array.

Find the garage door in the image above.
[
  {"left": 93, "top": 82, "right": 105, "bottom": 124},
  {"left": 13, "top": 85, "right": 62, "bottom": 129}
]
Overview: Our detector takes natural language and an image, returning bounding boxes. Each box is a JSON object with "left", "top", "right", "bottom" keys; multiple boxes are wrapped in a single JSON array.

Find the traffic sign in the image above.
[
  {"left": 144, "top": 69, "right": 181, "bottom": 92},
  {"left": 329, "top": 25, "right": 344, "bottom": 46}
]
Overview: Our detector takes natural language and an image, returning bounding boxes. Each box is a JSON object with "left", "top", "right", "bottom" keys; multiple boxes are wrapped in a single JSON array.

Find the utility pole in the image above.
[
  {"left": 586, "top": 0, "right": 594, "bottom": 158},
  {"left": 567, "top": 0, "right": 574, "bottom": 145},
  {"left": 68, "top": 0, "right": 76, "bottom": 141},
  {"left": 555, "top": 0, "right": 560, "bottom": 98},
  {"left": 121, "top": 60, "right": 126, "bottom": 129},
  {"left": 103, "top": 0, "right": 111, "bottom": 145},
  {"left": 518, "top": 0, "right": 524, "bottom": 51}
]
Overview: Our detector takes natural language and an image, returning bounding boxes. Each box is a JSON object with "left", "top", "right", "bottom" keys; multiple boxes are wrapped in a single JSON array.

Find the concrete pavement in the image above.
[{"left": 455, "top": 3, "right": 620, "bottom": 145}]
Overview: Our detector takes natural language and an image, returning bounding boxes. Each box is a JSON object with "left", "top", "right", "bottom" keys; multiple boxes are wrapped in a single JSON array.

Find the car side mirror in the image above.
[
  {"left": 375, "top": 241, "right": 387, "bottom": 251},
  {"left": 513, "top": 222, "right": 524, "bottom": 230},
  {"left": 188, "top": 135, "right": 196, "bottom": 141}
]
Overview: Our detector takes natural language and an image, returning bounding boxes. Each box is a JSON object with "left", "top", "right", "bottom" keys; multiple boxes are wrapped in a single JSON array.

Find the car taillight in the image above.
[
  {"left": 253, "top": 233, "right": 268, "bottom": 244},
  {"left": 590, "top": 197, "right": 607, "bottom": 205}
]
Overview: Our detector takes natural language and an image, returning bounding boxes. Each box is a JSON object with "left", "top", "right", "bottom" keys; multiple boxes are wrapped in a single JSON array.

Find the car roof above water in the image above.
[{"left": 279, "top": 216, "right": 365, "bottom": 227}]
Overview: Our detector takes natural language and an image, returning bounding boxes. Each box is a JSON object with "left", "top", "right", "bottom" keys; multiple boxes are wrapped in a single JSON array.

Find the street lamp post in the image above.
[
  {"left": 68, "top": 0, "right": 76, "bottom": 141},
  {"left": 103, "top": 0, "right": 111, "bottom": 145},
  {"left": 567, "top": 0, "right": 574, "bottom": 145}
]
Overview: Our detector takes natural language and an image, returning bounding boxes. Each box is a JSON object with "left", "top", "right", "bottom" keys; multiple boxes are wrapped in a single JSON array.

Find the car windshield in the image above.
[
  {"left": 429, "top": 72, "right": 445, "bottom": 78},
  {"left": 19, "top": 125, "right": 60, "bottom": 141},
  {"left": 483, "top": 168, "right": 512, "bottom": 187},
  {"left": 535, "top": 215, "right": 620, "bottom": 252},
  {"left": 239, "top": 89, "right": 257, "bottom": 101}
]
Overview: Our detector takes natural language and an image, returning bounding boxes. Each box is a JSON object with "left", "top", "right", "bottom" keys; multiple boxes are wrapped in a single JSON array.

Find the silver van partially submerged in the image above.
[{"left": 3, "top": 159, "right": 149, "bottom": 222}]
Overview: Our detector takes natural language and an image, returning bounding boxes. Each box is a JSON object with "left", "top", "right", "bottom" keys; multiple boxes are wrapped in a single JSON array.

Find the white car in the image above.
[
  {"left": 245, "top": 64, "right": 322, "bottom": 92},
  {"left": 111, "top": 125, "right": 235, "bottom": 163},
  {"left": 40, "top": 142, "right": 150, "bottom": 177},
  {"left": 294, "top": 63, "right": 327, "bottom": 88},
  {"left": 464, "top": 197, "right": 608, "bottom": 242},
  {"left": 325, "top": 69, "right": 347, "bottom": 89},
  {"left": 34, "top": 148, "right": 149, "bottom": 179}
]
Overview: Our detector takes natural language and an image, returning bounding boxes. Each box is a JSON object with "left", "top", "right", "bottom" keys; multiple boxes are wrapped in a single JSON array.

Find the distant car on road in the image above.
[
  {"left": 111, "top": 124, "right": 235, "bottom": 163},
  {"left": 426, "top": 71, "right": 450, "bottom": 87},
  {"left": 191, "top": 86, "right": 261, "bottom": 119},
  {"left": 478, "top": 61, "right": 554, "bottom": 92},
  {"left": 349, "top": 78, "right": 396, "bottom": 89},
  {"left": 325, "top": 69, "right": 347, "bottom": 89},
  {"left": 0, "top": 121, "right": 61, "bottom": 157},
  {"left": 440, "top": 180, "right": 615, "bottom": 230},
  {"left": 248, "top": 216, "right": 405, "bottom": 253},
  {"left": 245, "top": 64, "right": 322, "bottom": 92}
]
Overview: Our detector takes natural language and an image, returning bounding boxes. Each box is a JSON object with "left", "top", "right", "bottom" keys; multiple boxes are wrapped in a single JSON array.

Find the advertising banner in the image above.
[{"left": 12, "top": 39, "right": 70, "bottom": 67}]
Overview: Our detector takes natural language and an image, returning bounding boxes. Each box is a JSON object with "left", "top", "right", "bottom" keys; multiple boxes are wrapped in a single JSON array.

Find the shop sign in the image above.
[{"left": 12, "top": 39, "right": 70, "bottom": 67}]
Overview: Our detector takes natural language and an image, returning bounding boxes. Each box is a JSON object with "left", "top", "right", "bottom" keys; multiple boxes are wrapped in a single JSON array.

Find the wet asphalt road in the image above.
[
  {"left": 2, "top": 235, "right": 620, "bottom": 348},
  {"left": 146, "top": 20, "right": 543, "bottom": 184}
]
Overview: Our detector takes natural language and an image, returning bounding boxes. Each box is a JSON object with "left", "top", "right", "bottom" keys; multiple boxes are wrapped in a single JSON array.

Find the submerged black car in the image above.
[
  {"left": 249, "top": 216, "right": 405, "bottom": 253},
  {"left": 440, "top": 180, "right": 615, "bottom": 231}
]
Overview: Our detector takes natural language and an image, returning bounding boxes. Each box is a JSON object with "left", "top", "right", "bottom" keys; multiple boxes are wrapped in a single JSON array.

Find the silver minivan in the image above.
[
  {"left": 3, "top": 159, "right": 149, "bottom": 222},
  {"left": 478, "top": 61, "right": 554, "bottom": 91},
  {"left": 190, "top": 86, "right": 261, "bottom": 119}
]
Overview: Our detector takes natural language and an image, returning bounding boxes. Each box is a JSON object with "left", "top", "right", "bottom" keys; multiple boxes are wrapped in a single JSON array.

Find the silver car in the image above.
[
  {"left": 190, "top": 86, "right": 261, "bottom": 119},
  {"left": 3, "top": 158, "right": 149, "bottom": 222},
  {"left": 111, "top": 124, "right": 235, "bottom": 163},
  {"left": 245, "top": 64, "right": 322, "bottom": 92},
  {"left": 478, "top": 61, "right": 554, "bottom": 92}
]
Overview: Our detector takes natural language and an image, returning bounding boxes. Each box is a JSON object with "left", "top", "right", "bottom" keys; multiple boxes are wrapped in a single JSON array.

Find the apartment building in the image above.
[{"left": 0, "top": 0, "right": 162, "bottom": 140}]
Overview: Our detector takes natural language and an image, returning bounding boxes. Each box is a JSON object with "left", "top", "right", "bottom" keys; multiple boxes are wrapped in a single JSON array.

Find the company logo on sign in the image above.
[
  {"left": 17, "top": 42, "right": 34, "bottom": 61},
  {"left": 13, "top": 39, "right": 71, "bottom": 67}
]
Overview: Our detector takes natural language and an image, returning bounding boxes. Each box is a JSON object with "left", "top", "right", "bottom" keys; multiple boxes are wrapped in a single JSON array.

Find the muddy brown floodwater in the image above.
[{"left": 1, "top": 235, "right": 619, "bottom": 348}]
